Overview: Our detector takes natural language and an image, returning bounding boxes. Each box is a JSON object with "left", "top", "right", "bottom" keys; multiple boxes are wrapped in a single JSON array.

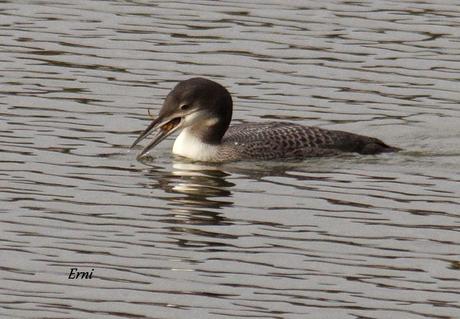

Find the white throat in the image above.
[{"left": 172, "top": 127, "right": 219, "bottom": 161}]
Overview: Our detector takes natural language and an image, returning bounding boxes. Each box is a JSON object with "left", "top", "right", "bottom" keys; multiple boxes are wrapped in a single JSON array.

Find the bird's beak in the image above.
[{"left": 131, "top": 116, "right": 182, "bottom": 158}]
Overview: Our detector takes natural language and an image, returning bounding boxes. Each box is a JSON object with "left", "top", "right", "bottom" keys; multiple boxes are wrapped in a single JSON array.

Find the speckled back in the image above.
[{"left": 216, "top": 122, "right": 395, "bottom": 161}]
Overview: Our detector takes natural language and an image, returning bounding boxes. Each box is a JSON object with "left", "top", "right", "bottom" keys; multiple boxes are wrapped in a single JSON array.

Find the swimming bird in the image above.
[{"left": 131, "top": 77, "right": 399, "bottom": 162}]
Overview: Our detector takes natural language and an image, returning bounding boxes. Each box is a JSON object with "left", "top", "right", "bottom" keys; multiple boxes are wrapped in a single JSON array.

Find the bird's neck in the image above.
[{"left": 172, "top": 127, "right": 220, "bottom": 161}]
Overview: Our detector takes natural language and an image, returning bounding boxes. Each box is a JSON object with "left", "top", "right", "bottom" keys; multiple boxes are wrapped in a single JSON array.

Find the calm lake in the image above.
[{"left": 1, "top": 1, "right": 460, "bottom": 318}]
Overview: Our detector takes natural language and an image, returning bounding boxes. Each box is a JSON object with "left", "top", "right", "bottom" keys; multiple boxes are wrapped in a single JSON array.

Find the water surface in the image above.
[{"left": 1, "top": 1, "right": 460, "bottom": 318}]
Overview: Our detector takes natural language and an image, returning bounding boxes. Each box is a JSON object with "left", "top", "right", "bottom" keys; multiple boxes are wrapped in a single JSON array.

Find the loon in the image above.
[{"left": 131, "top": 77, "right": 399, "bottom": 162}]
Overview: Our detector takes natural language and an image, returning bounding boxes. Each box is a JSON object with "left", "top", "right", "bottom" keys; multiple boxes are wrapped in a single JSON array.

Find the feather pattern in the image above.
[{"left": 211, "top": 122, "right": 397, "bottom": 161}]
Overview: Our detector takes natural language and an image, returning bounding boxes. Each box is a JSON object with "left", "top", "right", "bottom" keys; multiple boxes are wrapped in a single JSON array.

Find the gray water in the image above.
[{"left": 1, "top": 1, "right": 460, "bottom": 318}]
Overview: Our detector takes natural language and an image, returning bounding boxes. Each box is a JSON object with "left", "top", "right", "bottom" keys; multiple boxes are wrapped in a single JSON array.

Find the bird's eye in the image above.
[{"left": 180, "top": 104, "right": 191, "bottom": 111}]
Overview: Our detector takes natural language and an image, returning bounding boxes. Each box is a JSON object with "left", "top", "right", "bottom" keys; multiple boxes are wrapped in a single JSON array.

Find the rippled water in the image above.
[{"left": 1, "top": 1, "right": 460, "bottom": 318}]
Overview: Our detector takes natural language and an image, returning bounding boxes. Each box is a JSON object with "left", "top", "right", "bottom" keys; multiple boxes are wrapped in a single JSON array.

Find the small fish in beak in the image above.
[{"left": 131, "top": 116, "right": 181, "bottom": 158}]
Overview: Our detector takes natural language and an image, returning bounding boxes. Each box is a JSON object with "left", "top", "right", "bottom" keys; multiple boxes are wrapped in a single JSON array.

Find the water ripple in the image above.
[{"left": 1, "top": 1, "right": 460, "bottom": 318}]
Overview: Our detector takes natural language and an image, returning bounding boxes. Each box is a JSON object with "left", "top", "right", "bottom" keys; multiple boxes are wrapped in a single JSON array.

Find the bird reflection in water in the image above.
[{"left": 138, "top": 158, "right": 235, "bottom": 228}]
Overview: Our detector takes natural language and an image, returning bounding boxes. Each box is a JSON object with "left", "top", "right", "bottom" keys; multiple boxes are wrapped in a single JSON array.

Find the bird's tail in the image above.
[{"left": 359, "top": 138, "right": 401, "bottom": 155}]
